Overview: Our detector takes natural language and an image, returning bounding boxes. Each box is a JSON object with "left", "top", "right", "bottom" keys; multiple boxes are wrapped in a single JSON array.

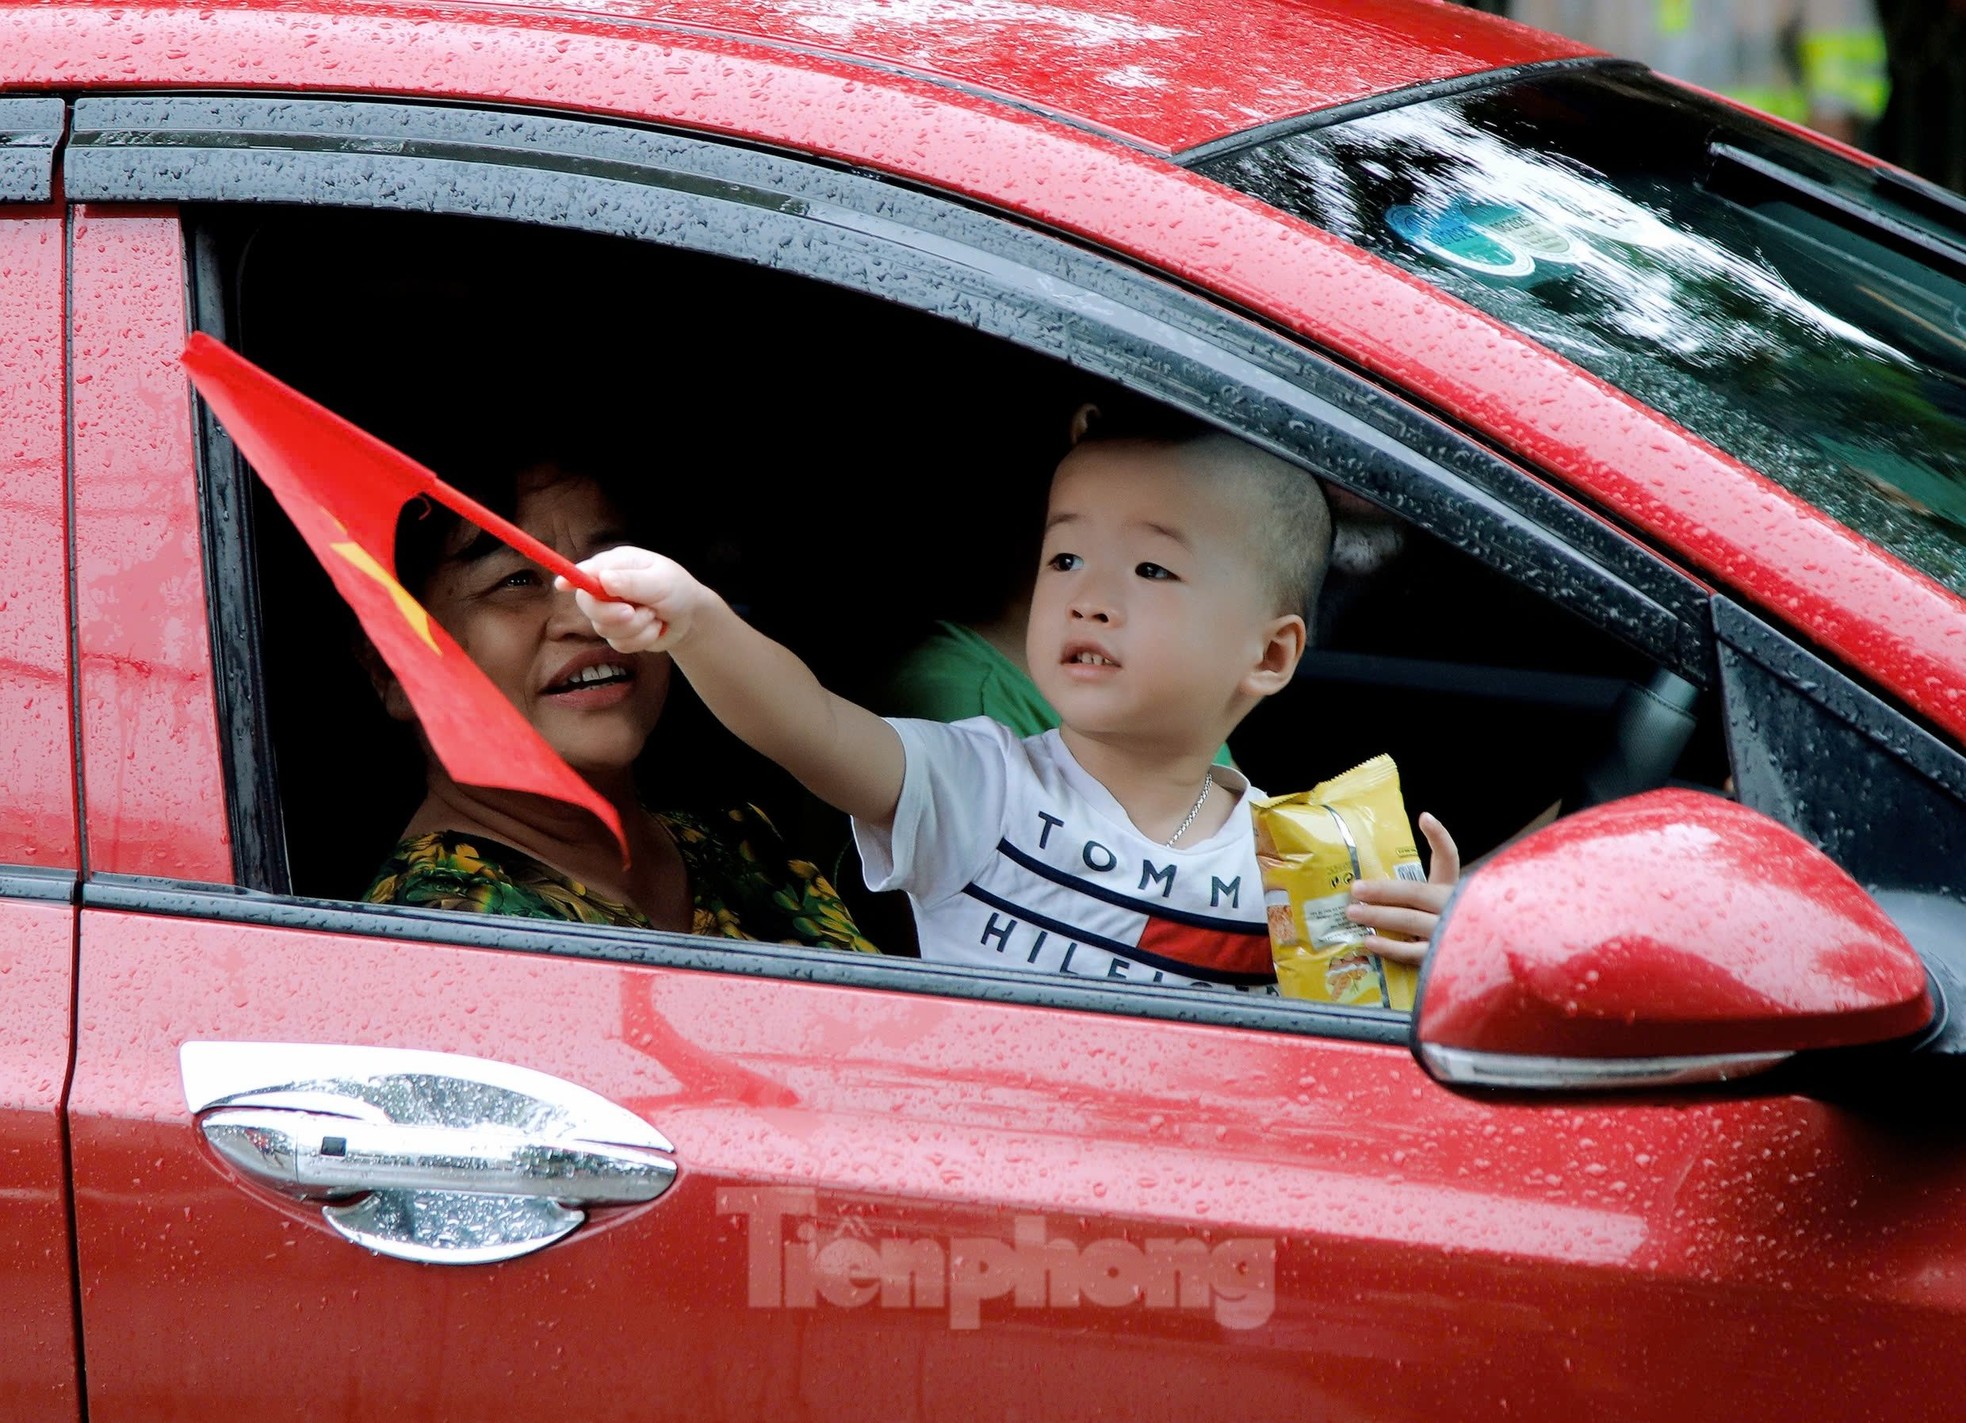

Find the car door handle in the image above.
[
  {"left": 182, "top": 1041, "right": 679, "bottom": 1265},
  {"left": 200, "top": 1108, "right": 676, "bottom": 1202}
]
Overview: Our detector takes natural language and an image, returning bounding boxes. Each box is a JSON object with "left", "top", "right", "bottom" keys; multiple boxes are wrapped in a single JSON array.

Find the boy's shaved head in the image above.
[
  {"left": 1075, "top": 406, "right": 1333, "bottom": 619},
  {"left": 1176, "top": 433, "right": 1333, "bottom": 618}
]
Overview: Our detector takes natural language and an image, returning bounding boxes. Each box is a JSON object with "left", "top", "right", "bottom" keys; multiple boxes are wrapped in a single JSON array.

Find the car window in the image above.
[
  {"left": 192, "top": 203, "right": 1724, "bottom": 990},
  {"left": 1197, "top": 68, "right": 1966, "bottom": 598}
]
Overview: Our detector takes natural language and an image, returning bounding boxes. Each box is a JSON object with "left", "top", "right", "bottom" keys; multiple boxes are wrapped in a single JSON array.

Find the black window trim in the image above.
[
  {"left": 65, "top": 93, "right": 1712, "bottom": 1043},
  {"left": 80, "top": 873, "right": 1413, "bottom": 1045},
  {"left": 1714, "top": 596, "right": 1966, "bottom": 806},
  {"left": 187, "top": 225, "right": 289, "bottom": 896},
  {"left": 0, "top": 867, "right": 80, "bottom": 905},
  {"left": 0, "top": 97, "right": 63, "bottom": 203}
]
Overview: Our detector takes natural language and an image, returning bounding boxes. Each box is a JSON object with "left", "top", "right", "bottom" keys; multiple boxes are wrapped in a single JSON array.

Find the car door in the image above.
[
  {"left": 59, "top": 93, "right": 1966, "bottom": 1423},
  {"left": 0, "top": 97, "right": 83, "bottom": 1423}
]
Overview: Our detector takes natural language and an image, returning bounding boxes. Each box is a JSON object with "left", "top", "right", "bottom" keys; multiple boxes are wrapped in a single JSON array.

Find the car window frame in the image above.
[
  {"left": 186, "top": 224, "right": 285, "bottom": 894},
  {"left": 1717, "top": 594, "right": 1966, "bottom": 889},
  {"left": 67, "top": 92, "right": 1713, "bottom": 1044}
]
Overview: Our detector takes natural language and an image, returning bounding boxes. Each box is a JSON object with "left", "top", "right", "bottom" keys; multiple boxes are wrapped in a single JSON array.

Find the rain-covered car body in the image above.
[{"left": 3, "top": 1, "right": 1966, "bottom": 1419}]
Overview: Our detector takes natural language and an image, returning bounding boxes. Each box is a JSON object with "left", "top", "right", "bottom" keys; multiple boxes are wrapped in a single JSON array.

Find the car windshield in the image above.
[{"left": 1198, "top": 68, "right": 1966, "bottom": 598}]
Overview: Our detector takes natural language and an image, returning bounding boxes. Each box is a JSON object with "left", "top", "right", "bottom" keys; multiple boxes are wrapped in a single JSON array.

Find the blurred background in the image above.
[{"left": 1451, "top": 0, "right": 1966, "bottom": 192}]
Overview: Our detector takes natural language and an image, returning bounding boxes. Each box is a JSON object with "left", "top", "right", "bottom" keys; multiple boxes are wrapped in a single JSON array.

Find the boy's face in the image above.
[{"left": 1028, "top": 440, "right": 1291, "bottom": 754}]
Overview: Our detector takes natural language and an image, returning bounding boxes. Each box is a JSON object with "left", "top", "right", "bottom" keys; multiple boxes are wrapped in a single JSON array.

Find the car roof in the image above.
[
  {"left": 606, "top": 0, "right": 1595, "bottom": 151},
  {"left": 14, "top": 0, "right": 1592, "bottom": 154}
]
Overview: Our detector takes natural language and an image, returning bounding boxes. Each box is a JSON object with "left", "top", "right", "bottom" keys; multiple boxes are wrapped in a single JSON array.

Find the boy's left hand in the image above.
[{"left": 1344, "top": 812, "right": 1459, "bottom": 965}]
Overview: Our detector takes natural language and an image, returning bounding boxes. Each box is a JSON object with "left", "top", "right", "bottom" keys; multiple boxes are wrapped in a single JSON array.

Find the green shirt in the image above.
[{"left": 883, "top": 620, "right": 1235, "bottom": 767}]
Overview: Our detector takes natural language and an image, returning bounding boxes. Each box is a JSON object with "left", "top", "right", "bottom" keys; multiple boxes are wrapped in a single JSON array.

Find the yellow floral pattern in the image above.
[{"left": 364, "top": 805, "right": 879, "bottom": 954}]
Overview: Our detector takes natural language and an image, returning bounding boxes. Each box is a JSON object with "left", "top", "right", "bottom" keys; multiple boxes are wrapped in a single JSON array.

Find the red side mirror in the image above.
[{"left": 1413, "top": 790, "right": 1935, "bottom": 1091}]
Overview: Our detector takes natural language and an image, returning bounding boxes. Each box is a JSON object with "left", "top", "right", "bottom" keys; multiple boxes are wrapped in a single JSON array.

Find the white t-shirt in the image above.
[{"left": 854, "top": 718, "right": 1278, "bottom": 993}]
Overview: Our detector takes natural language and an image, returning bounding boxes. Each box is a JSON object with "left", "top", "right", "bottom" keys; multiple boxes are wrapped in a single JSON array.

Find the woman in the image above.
[{"left": 362, "top": 458, "right": 877, "bottom": 952}]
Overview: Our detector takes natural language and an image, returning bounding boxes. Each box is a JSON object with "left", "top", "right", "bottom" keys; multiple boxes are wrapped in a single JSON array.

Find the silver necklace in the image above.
[{"left": 1164, "top": 773, "right": 1214, "bottom": 847}]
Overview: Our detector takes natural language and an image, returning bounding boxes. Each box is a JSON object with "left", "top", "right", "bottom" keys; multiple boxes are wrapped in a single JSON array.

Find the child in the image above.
[
  {"left": 881, "top": 399, "right": 1236, "bottom": 768},
  {"left": 566, "top": 419, "right": 1457, "bottom": 991}
]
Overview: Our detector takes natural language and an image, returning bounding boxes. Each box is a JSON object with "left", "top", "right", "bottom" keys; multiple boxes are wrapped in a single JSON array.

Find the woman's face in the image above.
[{"left": 413, "top": 470, "right": 670, "bottom": 776}]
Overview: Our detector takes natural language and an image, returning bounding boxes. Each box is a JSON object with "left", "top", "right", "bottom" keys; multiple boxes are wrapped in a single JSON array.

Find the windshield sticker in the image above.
[
  {"left": 1463, "top": 203, "right": 1587, "bottom": 266},
  {"left": 1386, "top": 203, "right": 1535, "bottom": 280},
  {"left": 1386, "top": 200, "right": 1590, "bottom": 284}
]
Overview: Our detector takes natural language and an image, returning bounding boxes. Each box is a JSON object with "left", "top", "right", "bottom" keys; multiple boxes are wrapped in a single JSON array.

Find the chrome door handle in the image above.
[
  {"left": 183, "top": 1042, "right": 679, "bottom": 1265},
  {"left": 201, "top": 1109, "right": 675, "bottom": 1202}
]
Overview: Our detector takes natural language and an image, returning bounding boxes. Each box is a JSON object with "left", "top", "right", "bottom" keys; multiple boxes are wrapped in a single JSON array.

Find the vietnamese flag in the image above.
[{"left": 180, "top": 332, "right": 628, "bottom": 860}]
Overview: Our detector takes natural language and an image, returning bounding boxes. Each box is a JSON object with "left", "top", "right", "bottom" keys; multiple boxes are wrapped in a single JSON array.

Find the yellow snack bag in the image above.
[{"left": 1253, "top": 754, "right": 1425, "bottom": 1012}]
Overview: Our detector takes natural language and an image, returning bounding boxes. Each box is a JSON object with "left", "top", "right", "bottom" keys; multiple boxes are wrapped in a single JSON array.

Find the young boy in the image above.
[{"left": 566, "top": 419, "right": 1457, "bottom": 991}]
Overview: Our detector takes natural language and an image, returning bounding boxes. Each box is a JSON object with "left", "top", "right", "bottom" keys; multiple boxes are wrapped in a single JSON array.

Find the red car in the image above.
[{"left": 4, "top": 0, "right": 1965, "bottom": 1417}]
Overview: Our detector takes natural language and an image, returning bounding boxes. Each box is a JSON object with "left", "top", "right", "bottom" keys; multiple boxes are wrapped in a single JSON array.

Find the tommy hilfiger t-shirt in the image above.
[{"left": 854, "top": 718, "right": 1279, "bottom": 993}]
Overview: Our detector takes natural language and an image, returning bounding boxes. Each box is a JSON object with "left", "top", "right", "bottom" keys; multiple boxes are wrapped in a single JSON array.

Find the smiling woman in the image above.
[{"left": 359, "top": 457, "right": 879, "bottom": 953}]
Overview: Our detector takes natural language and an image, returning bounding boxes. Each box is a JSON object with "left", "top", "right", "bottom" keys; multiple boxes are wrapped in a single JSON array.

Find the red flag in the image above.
[{"left": 180, "top": 332, "right": 627, "bottom": 860}]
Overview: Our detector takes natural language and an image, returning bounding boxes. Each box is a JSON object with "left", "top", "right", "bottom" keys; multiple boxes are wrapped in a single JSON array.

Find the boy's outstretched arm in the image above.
[{"left": 562, "top": 547, "right": 905, "bottom": 828}]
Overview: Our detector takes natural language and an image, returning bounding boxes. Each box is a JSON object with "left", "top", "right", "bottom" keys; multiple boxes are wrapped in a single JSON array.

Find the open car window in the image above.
[
  {"left": 1197, "top": 68, "right": 1966, "bottom": 598},
  {"left": 55, "top": 90, "right": 1707, "bottom": 1034},
  {"left": 195, "top": 203, "right": 1726, "bottom": 1002}
]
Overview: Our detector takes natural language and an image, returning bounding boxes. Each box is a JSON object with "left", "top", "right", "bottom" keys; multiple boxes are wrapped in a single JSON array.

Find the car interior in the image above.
[{"left": 198, "top": 206, "right": 1731, "bottom": 960}]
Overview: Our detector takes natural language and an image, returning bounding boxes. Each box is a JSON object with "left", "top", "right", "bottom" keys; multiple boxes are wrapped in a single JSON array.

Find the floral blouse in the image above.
[{"left": 363, "top": 805, "right": 879, "bottom": 954}]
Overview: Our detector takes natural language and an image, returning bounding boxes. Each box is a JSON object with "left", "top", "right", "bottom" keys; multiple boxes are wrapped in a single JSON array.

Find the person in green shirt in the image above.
[{"left": 884, "top": 613, "right": 1050, "bottom": 732}]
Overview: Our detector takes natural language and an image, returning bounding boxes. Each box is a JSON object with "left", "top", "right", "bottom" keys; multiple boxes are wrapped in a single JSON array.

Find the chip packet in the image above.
[{"left": 1253, "top": 754, "right": 1426, "bottom": 1011}]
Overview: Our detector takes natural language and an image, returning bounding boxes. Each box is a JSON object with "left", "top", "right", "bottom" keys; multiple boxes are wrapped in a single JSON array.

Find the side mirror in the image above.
[{"left": 1413, "top": 790, "right": 1936, "bottom": 1091}]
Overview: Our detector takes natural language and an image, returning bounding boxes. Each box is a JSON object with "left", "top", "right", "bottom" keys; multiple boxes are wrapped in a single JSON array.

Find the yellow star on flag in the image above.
[{"left": 331, "top": 540, "right": 442, "bottom": 655}]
